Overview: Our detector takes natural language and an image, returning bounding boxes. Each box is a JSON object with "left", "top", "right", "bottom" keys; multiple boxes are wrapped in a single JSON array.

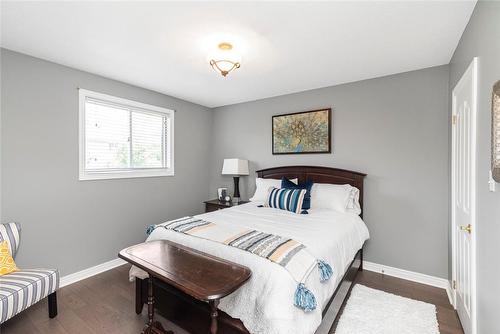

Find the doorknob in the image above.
[{"left": 460, "top": 224, "right": 472, "bottom": 234}]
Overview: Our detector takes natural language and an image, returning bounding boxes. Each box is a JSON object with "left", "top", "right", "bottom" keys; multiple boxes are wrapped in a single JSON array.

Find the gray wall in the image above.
[
  {"left": 0, "top": 49, "right": 212, "bottom": 275},
  {"left": 449, "top": 1, "right": 500, "bottom": 333},
  {"left": 210, "top": 66, "right": 450, "bottom": 279}
]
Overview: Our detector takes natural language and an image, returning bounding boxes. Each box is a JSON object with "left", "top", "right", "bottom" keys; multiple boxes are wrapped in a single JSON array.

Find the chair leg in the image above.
[
  {"left": 48, "top": 292, "right": 58, "bottom": 318},
  {"left": 136, "top": 278, "right": 144, "bottom": 314}
]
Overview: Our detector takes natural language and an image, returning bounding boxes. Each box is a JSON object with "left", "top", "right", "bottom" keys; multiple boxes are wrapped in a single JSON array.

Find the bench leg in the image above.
[
  {"left": 48, "top": 292, "right": 58, "bottom": 318},
  {"left": 142, "top": 276, "right": 171, "bottom": 334},
  {"left": 136, "top": 278, "right": 144, "bottom": 314},
  {"left": 359, "top": 248, "right": 364, "bottom": 271},
  {"left": 209, "top": 299, "right": 220, "bottom": 334}
]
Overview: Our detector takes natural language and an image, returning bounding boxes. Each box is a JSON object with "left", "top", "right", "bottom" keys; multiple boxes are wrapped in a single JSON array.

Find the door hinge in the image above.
[
  {"left": 452, "top": 115, "right": 457, "bottom": 125},
  {"left": 453, "top": 280, "right": 457, "bottom": 290}
]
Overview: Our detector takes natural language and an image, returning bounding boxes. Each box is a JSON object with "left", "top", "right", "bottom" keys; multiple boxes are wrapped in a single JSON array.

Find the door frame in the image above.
[{"left": 451, "top": 57, "right": 477, "bottom": 334}]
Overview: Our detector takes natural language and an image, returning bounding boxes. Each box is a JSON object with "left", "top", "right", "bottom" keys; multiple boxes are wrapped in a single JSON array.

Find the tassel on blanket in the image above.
[
  {"left": 294, "top": 283, "right": 317, "bottom": 312},
  {"left": 317, "top": 260, "right": 333, "bottom": 282},
  {"left": 146, "top": 224, "right": 156, "bottom": 236}
]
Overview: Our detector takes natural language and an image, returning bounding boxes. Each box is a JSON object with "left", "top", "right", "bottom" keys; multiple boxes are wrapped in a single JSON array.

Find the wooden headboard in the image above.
[{"left": 256, "top": 165, "right": 367, "bottom": 216}]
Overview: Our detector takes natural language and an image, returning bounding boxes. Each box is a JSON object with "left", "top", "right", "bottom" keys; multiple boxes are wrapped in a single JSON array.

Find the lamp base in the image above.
[{"left": 233, "top": 176, "right": 240, "bottom": 199}]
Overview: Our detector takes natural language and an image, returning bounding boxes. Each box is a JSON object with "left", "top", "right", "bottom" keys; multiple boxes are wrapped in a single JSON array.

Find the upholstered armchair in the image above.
[{"left": 0, "top": 222, "right": 59, "bottom": 323}]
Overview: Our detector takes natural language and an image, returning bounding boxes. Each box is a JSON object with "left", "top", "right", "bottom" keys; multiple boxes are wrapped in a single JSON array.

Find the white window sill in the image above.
[{"left": 79, "top": 168, "right": 174, "bottom": 181}]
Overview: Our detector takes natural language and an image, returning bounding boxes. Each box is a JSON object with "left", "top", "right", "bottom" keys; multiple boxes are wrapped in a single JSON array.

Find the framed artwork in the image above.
[
  {"left": 272, "top": 108, "right": 331, "bottom": 154},
  {"left": 217, "top": 187, "right": 228, "bottom": 201}
]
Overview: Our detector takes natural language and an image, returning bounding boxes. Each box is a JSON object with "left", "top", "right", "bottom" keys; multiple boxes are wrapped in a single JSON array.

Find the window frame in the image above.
[{"left": 78, "top": 89, "right": 175, "bottom": 181}]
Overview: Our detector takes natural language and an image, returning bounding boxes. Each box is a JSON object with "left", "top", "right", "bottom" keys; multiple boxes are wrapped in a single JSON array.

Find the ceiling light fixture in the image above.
[{"left": 209, "top": 42, "right": 241, "bottom": 77}]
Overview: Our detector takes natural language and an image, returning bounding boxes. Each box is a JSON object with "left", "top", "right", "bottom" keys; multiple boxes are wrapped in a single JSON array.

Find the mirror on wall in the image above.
[{"left": 493, "top": 81, "right": 500, "bottom": 182}]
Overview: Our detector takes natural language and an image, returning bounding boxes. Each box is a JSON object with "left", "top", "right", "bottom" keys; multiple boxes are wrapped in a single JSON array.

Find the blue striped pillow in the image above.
[
  {"left": 281, "top": 177, "right": 313, "bottom": 210},
  {"left": 265, "top": 187, "right": 307, "bottom": 214}
]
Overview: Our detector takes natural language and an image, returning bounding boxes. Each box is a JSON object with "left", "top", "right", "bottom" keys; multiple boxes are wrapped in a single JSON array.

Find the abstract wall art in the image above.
[{"left": 272, "top": 108, "right": 331, "bottom": 154}]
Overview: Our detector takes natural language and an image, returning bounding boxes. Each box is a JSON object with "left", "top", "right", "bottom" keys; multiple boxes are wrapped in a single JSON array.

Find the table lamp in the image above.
[{"left": 222, "top": 159, "right": 249, "bottom": 202}]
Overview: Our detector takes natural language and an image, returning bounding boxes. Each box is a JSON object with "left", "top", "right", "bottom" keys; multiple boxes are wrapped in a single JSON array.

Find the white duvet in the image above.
[{"left": 131, "top": 202, "right": 369, "bottom": 334}]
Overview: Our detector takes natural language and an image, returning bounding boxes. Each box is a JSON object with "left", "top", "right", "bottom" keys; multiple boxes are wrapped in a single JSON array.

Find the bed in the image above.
[{"left": 133, "top": 166, "right": 368, "bottom": 334}]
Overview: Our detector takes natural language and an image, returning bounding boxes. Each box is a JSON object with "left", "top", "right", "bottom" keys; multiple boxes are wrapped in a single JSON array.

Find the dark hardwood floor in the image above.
[{"left": 1, "top": 265, "right": 463, "bottom": 334}]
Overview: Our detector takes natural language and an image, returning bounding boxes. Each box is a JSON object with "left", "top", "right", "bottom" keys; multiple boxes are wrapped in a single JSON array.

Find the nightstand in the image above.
[{"left": 204, "top": 199, "right": 249, "bottom": 213}]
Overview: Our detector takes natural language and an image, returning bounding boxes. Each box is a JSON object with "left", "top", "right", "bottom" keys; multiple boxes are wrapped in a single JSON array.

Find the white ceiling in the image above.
[{"left": 1, "top": 1, "right": 476, "bottom": 108}]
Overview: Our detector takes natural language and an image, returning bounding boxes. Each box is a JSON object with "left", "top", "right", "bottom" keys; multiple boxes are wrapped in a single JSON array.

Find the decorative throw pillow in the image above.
[
  {"left": 0, "top": 222, "right": 21, "bottom": 258},
  {"left": 281, "top": 177, "right": 313, "bottom": 210},
  {"left": 250, "top": 177, "right": 298, "bottom": 202},
  {"left": 0, "top": 240, "right": 19, "bottom": 276},
  {"left": 265, "top": 187, "right": 307, "bottom": 214}
]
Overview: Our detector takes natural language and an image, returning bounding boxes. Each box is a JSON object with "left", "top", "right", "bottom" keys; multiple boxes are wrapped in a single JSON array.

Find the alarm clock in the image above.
[{"left": 225, "top": 195, "right": 231, "bottom": 202}]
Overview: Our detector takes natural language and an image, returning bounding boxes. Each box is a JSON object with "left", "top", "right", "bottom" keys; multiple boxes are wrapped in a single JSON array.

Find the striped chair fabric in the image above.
[
  {"left": 265, "top": 187, "right": 307, "bottom": 214},
  {"left": 0, "top": 223, "right": 21, "bottom": 259},
  {"left": 0, "top": 269, "right": 59, "bottom": 323},
  {"left": 0, "top": 223, "right": 59, "bottom": 323}
]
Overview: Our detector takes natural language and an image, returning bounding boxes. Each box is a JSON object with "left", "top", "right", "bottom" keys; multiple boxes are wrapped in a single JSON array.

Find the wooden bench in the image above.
[{"left": 119, "top": 240, "right": 251, "bottom": 334}]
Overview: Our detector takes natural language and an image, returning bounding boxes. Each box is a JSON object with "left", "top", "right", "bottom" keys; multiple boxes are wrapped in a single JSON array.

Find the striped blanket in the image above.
[{"left": 147, "top": 217, "right": 333, "bottom": 312}]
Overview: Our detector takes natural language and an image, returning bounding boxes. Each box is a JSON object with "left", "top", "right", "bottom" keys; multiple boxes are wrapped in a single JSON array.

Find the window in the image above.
[{"left": 79, "top": 89, "right": 174, "bottom": 180}]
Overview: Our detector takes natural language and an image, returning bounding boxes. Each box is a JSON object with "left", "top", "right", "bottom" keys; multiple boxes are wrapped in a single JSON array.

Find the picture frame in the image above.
[
  {"left": 272, "top": 108, "right": 331, "bottom": 155},
  {"left": 217, "top": 187, "right": 228, "bottom": 201}
]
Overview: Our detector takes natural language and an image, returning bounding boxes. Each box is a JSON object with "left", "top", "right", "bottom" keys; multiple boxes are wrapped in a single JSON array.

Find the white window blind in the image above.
[{"left": 79, "top": 89, "right": 174, "bottom": 180}]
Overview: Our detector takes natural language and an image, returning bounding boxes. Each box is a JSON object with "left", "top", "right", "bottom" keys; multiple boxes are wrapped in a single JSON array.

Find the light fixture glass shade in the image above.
[
  {"left": 221, "top": 159, "right": 249, "bottom": 175},
  {"left": 210, "top": 46, "right": 242, "bottom": 64},
  {"left": 212, "top": 60, "right": 239, "bottom": 72},
  {"left": 209, "top": 59, "right": 240, "bottom": 77},
  {"left": 208, "top": 42, "right": 242, "bottom": 77}
]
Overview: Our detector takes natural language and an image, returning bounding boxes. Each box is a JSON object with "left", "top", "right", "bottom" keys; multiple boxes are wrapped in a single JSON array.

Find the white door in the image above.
[{"left": 452, "top": 58, "right": 477, "bottom": 334}]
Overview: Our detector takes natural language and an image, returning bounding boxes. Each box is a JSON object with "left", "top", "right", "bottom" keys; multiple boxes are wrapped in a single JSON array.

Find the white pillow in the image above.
[
  {"left": 249, "top": 177, "right": 297, "bottom": 202},
  {"left": 310, "top": 183, "right": 361, "bottom": 214},
  {"left": 346, "top": 186, "right": 362, "bottom": 215}
]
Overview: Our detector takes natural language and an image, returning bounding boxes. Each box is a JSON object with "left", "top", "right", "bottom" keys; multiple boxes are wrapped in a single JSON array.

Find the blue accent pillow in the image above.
[
  {"left": 281, "top": 177, "right": 313, "bottom": 210},
  {"left": 266, "top": 187, "right": 307, "bottom": 214}
]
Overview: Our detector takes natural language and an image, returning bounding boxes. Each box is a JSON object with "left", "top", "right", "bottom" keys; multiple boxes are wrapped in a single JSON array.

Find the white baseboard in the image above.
[
  {"left": 60, "top": 258, "right": 127, "bottom": 288},
  {"left": 363, "top": 261, "right": 454, "bottom": 306},
  {"left": 446, "top": 281, "right": 456, "bottom": 308}
]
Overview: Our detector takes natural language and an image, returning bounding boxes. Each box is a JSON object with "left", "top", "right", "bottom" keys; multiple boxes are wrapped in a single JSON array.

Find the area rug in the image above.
[{"left": 334, "top": 284, "right": 440, "bottom": 334}]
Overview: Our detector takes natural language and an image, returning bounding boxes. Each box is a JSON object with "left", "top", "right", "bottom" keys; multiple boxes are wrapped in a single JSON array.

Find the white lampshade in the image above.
[{"left": 221, "top": 159, "right": 249, "bottom": 176}]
